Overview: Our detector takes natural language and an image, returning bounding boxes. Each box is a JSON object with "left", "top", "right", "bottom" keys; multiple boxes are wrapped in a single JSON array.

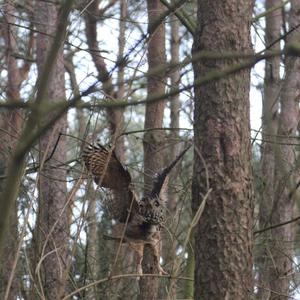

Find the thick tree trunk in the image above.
[
  {"left": 268, "top": 1, "right": 300, "bottom": 298},
  {"left": 139, "top": 0, "right": 166, "bottom": 299},
  {"left": 257, "top": 1, "right": 282, "bottom": 298},
  {"left": 192, "top": 1, "right": 254, "bottom": 299},
  {"left": 35, "top": 1, "right": 69, "bottom": 298}
]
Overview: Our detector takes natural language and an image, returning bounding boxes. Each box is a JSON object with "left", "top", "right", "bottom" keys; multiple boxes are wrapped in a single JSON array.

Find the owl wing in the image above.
[
  {"left": 82, "top": 143, "right": 139, "bottom": 223},
  {"left": 149, "top": 145, "right": 191, "bottom": 199}
]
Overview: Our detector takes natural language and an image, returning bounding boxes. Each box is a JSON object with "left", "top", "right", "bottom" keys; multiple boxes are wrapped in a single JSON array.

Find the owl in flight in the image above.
[{"left": 82, "top": 142, "right": 190, "bottom": 275}]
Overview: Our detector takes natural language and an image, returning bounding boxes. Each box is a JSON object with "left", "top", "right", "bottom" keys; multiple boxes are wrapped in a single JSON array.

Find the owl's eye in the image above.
[{"left": 154, "top": 200, "right": 159, "bottom": 207}]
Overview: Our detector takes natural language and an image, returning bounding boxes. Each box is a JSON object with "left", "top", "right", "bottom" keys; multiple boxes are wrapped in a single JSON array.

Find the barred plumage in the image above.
[
  {"left": 82, "top": 143, "right": 138, "bottom": 223},
  {"left": 82, "top": 142, "right": 190, "bottom": 275},
  {"left": 82, "top": 143, "right": 131, "bottom": 189}
]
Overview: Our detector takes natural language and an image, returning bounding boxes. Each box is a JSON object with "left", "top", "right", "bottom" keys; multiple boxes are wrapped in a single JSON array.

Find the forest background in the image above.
[{"left": 0, "top": 0, "right": 299, "bottom": 299}]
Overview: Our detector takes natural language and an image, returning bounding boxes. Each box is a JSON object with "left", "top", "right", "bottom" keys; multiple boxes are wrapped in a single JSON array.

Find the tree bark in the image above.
[
  {"left": 114, "top": 0, "right": 127, "bottom": 161},
  {"left": 35, "top": 1, "right": 69, "bottom": 298},
  {"left": 0, "top": 2, "right": 30, "bottom": 298},
  {"left": 84, "top": 3, "right": 133, "bottom": 297},
  {"left": 192, "top": 1, "right": 254, "bottom": 299},
  {"left": 139, "top": 0, "right": 166, "bottom": 299},
  {"left": 162, "top": 7, "right": 181, "bottom": 299},
  {"left": 84, "top": 0, "right": 125, "bottom": 155},
  {"left": 167, "top": 3, "right": 181, "bottom": 221},
  {"left": 268, "top": 1, "right": 300, "bottom": 298},
  {"left": 257, "top": 1, "right": 282, "bottom": 298}
]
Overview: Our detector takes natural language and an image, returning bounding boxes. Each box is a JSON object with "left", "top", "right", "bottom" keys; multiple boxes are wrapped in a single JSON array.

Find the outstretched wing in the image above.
[
  {"left": 149, "top": 145, "right": 191, "bottom": 199},
  {"left": 82, "top": 143, "right": 138, "bottom": 222},
  {"left": 82, "top": 143, "right": 131, "bottom": 188}
]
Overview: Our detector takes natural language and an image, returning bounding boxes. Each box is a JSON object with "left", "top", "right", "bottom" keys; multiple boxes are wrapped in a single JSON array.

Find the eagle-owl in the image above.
[{"left": 82, "top": 142, "right": 190, "bottom": 275}]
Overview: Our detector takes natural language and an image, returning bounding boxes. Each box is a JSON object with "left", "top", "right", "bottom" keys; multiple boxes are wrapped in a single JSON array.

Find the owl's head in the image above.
[{"left": 138, "top": 196, "right": 165, "bottom": 225}]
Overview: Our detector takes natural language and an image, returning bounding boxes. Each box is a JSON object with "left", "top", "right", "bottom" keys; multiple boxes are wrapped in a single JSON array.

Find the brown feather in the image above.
[
  {"left": 82, "top": 142, "right": 189, "bottom": 275},
  {"left": 82, "top": 143, "right": 138, "bottom": 222}
]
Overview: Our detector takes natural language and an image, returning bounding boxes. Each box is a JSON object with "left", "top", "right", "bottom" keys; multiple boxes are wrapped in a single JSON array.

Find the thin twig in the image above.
[{"left": 254, "top": 216, "right": 300, "bottom": 235}]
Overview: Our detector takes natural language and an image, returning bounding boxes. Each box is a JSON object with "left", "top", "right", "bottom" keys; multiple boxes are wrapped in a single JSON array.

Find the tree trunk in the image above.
[
  {"left": 35, "top": 1, "right": 69, "bottom": 298},
  {"left": 84, "top": 2, "right": 133, "bottom": 297},
  {"left": 162, "top": 7, "right": 181, "bottom": 299},
  {"left": 113, "top": 3, "right": 138, "bottom": 298},
  {"left": 192, "top": 1, "right": 254, "bottom": 299},
  {"left": 1, "top": 2, "right": 29, "bottom": 298},
  {"left": 167, "top": 2, "right": 181, "bottom": 227},
  {"left": 114, "top": 0, "right": 127, "bottom": 161},
  {"left": 268, "top": 1, "right": 300, "bottom": 298},
  {"left": 84, "top": 0, "right": 125, "bottom": 156},
  {"left": 257, "top": 1, "right": 282, "bottom": 298},
  {"left": 0, "top": 118, "right": 20, "bottom": 300},
  {"left": 139, "top": 0, "right": 166, "bottom": 299}
]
